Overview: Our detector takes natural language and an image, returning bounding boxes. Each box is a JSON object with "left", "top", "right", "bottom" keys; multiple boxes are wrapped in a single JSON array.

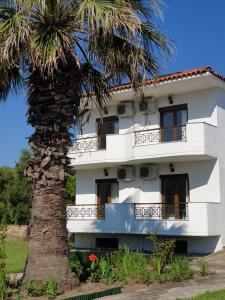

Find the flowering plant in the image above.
[{"left": 88, "top": 254, "right": 98, "bottom": 262}]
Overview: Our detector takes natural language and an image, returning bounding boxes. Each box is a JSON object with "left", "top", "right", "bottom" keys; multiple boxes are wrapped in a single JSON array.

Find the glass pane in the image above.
[
  {"left": 162, "top": 176, "right": 188, "bottom": 220},
  {"left": 177, "top": 177, "right": 187, "bottom": 219},
  {"left": 162, "top": 111, "right": 174, "bottom": 142},
  {"left": 114, "top": 120, "right": 119, "bottom": 134},
  {"left": 163, "top": 177, "right": 176, "bottom": 219},
  {"left": 163, "top": 111, "right": 173, "bottom": 127},
  {"left": 163, "top": 128, "right": 174, "bottom": 142},
  {"left": 177, "top": 109, "right": 187, "bottom": 125},
  {"left": 98, "top": 182, "right": 111, "bottom": 204},
  {"left": 111, "top": 182, "right": 119, "bottom": 202}
]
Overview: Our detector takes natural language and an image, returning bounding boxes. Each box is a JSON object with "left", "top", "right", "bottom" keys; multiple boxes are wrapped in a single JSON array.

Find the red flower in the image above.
[{"left": 88, "top": 254, "right": 98, "bottom": 262}]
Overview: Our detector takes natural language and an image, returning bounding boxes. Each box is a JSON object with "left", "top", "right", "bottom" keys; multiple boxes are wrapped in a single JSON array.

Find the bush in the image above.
[
  {"left": 25, "top": 278, "right": 58, "bottom": 299},
  {"left": 69, "top": 252, "right": 90, "bottom": 280},
  {"left": 169, "top": 255, "right": 193, "bottom": 282},
  {"left": 25, "top": 281, "right": 44, "bottom": 297},
  {"left": 199, "top": 257, "right": 208, "bottom": 276},
  {"left": 149, "top": 234, "right": 175, "bottom": 277},
  {"left": 86, "top": 247, "right": 152, "bottom": 284},
  {"left": 44, "top": 278, "right": 58, "bottom": 300},
  {"left": 111, "top": 247, "right": 151, "bottom": 283}
]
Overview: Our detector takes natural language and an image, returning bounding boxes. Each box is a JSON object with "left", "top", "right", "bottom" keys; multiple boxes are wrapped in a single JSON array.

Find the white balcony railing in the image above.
[
  {"left": 134, "top": 125, "right": 186, "bottom": 146},
  {"left": 67, "top": 202, "right": 222, "bottom": 237},
  {"left": 67, "top": 205, "right": 105, "bottom": 219},
  {"left": 67, "top": 203, "right": 188, "bottom": 221},
  {"left": 70, "top": 136, "right": 98, "bottom": 152}
]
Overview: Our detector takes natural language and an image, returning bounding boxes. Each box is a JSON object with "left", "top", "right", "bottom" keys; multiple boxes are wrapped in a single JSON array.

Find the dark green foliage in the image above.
[
  {"left": 169, "top": 255, "right": 193, "bottom": 281},
  {"left": 66, "top": 174, "right": 76, "bottom": 205},
  {"left": 69, "top": 252, "right": 90, "bottom": 281},
  {"left": 25, "top": 281, "right": 44, "bottom": 297},
  {"left": 149, "top": 234, "right": 175, "bottom": 277},
  {"left": 25, "top": 278, "right": 58, "bottom": 299},
  {"left": 0, "top": 149, "right": 32, "bottom": 225}
]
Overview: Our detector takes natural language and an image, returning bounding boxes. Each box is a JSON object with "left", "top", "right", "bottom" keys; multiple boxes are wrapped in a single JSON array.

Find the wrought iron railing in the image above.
[
  {"left": 67, "top": 205, "right": 105, "bottom": 220},
  {"left": 70, "top": 136, "right": 98, "bottom": 152},
  {"left": 134, "top": 203, "right": 188, "bottom": 220},
  {"left": 134, "top": 125, "right": 186, "bottom": 146}
]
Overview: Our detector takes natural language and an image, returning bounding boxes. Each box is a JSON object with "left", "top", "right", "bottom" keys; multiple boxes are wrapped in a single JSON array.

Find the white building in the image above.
[{"left": 67, "top": 66, "right": 225, "bottom": 254}]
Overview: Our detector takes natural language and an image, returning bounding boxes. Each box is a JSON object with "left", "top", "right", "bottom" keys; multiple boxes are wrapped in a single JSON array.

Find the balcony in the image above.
[
  {"left": 69, "top": 122, "right": 218, "bottom": 169},
  {"left": 67, "top": 205, "right": 105, "bottom": 220},
  {"left": 67, "top": 202, "right": 222, "bottom": 237}
]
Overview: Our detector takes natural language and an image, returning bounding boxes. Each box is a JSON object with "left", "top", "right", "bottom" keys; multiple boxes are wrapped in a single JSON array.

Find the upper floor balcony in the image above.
[{"left": 69, "top": 122, "right": 218, "bottom": 169}]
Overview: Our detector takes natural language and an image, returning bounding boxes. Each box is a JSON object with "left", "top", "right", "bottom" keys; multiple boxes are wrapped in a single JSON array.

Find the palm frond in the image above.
[
  {"left": 0, "top": 62, "right": 24, "bottom": 100},
  {"left": 80, "top": 63, "right": 111, "bottom": 111},
  {"left": 31, "top": 2, "right": 77, "bottom": 76}
]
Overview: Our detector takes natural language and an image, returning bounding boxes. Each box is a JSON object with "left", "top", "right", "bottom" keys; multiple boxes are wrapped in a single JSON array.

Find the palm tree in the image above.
[{"left": 0, "top": 0, "right": 171, "bottom": 290}]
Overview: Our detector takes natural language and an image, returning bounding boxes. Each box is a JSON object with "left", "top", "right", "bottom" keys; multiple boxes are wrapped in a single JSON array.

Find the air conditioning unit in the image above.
[
  {"left": 139, "top": 98, "right": 157, "bottom": 114},
  {"left": 117, "top": 166, "right": 135, "bottom": 181},
  {"left": 139, "top": 164, "right": 158, "bottom": 180},
  {"left": 117, "top": 102, "right": 134, "bottom": 117}
]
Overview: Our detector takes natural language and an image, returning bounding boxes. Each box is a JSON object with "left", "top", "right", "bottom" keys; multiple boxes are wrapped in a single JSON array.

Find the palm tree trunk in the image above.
[{"left": 24, "top": 65, "right": 80, "bottom": 290}]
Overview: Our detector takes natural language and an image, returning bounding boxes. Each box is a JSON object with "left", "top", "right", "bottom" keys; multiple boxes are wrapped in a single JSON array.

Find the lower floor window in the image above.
[
  {"left": 161, "top": 174, "right": 189, "bottom": 220},
  {"left": 96, "top": 238, "right": 119, "bottom": 249}
]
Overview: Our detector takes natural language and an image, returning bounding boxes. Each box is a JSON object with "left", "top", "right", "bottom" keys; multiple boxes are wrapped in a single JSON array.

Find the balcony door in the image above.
[
  {"left": 96, "top": 179, "right": 119, "bottom": 205},
  {"left": 160, "top": 104, "right": 187, "bottom": 142},
  {"left": 161, "top": 174, "right": 189, "bottom": 220},
  {"left": 97, "top": 116, "right": 119, "bottom": 149}
]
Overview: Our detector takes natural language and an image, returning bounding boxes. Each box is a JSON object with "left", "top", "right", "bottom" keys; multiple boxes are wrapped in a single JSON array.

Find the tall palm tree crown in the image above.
[{"left": 0, "top": 0, "right": 171, "bottom": 290}]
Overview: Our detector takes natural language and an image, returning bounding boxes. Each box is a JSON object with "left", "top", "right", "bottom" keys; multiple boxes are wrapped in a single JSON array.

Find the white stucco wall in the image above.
[
  {"left": 77, "top": 88, "right": 217, "bottom": 137},
  {"left": 215, "top": 88, "right": 225, "bottom": 246},
  {"left": 76, "top": 160, "right": 220, "bottom": 205}
]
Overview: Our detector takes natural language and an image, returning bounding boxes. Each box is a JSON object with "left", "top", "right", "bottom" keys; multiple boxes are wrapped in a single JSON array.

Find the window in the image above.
[
  {"left": 96, "top": 116, "right": 119, "bottom": 149},
  {"left": 96, "top": 179, "right": 119, "bottom": 205},
  {"left": 159, "top": 104, "right": 188, "bottom": 142},
  {"left": 161, "top": 174, "right": 189, "bottom": 220},
  {"left": 96, "top": 238, "right": 119, "bottom": 249}
]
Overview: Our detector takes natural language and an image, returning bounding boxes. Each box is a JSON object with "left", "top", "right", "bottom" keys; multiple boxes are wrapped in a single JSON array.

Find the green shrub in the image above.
[
  {"left": 149, "top": 234, "right": 175, "bottom": 276},
  {"left": 199, "top": 257, "right": 208, "bottom": 276},
  {"left": 25, "top": 278, "right": 58, "bottom": 299},
  {"left": 69, "top": 252, "right": 90, "bottom": 280},
  {"left": 169, "top": 255, "right": 193, "bottom": 282},
  {"left": 44, "top": 278, "right": 58, "bottom": 299},
  {"left": 0, "top": 223, "right": 7, "bottom": 300},
  {"left": 110, "top": 246, "right": 151, "bottom": 283},
  {"left": 25, "top": 281, "right": 44, "bottom": 297}
]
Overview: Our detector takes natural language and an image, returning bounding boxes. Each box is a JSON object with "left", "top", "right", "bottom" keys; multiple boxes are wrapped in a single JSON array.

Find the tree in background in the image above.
[
  {"left": 0, "top": 149, "right": 32, "bottom": 225},
  {"left": 66, "top": 174, "right": 76, "bottom": 205},
  {"left": 0, "top": 0, "right": 171, "bottom": 289}
]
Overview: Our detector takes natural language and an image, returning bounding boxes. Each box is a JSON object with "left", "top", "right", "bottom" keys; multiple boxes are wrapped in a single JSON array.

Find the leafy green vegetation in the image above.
[
  {"left": 0, "top": 150, "right": 32, "bottom": 225},
  {"left": 0, "top": 149, "right": 76, "bottom": 224},
  {"left": 178, "top": 289, "right": 225, "bottom": 300},
  {"left": 65, "top": 174, "right": 76, "bottom": 205},
  {"left": 25, "top": 278, "right": 58, "bottom": 299},
  {"left": 5, "top": 240, "right": 28, "bottom": 273},
  {"left": 199, "top": 257, "right": 208, "bottom": 276},
  {"left": 69, "top": 237, "right": 194, "bottom": 285}
]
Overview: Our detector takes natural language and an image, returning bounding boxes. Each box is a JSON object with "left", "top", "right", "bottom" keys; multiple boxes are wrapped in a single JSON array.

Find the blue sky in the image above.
[{"left": 1, "top": 0, "right": 225, "bottom": 167}]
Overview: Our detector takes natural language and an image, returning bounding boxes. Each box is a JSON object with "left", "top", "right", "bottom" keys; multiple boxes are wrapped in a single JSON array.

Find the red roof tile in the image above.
[{"left": 111, "top": 66, "right": 225, "bottom": 92}]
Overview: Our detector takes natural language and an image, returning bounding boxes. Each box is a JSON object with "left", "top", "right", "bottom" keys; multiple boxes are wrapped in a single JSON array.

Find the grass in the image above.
[
  {"left": 178, "top": 289, "right": 225, "bottom": 300},
  {"left": 5, "top": 240, "right": 28, "bottom": 273}
]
